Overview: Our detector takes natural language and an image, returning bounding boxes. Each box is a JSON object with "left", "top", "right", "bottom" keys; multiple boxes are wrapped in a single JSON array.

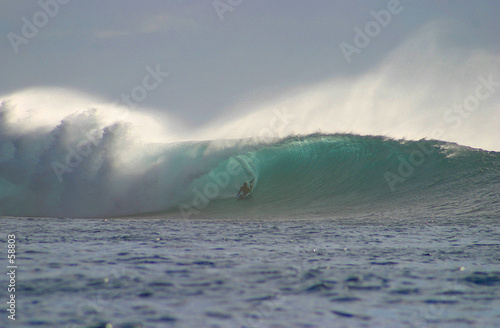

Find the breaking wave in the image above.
[{"left": 1, "top": 97, "right": 498, "bottom": 218}]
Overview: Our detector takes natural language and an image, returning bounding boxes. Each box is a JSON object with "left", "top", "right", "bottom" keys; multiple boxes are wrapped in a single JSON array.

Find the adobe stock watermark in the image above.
[
  {"left": 340, "top": 0, "right": 406, "bottom": 64},
  {"left": 67, "top": 267, "right": 136, "bottom": 328},
  {"left": 442, "top": 73, "right": 499, "bottom": 129},
  {"left": 8, "top": 0, "right": 71, "bottom": 54},
  {"left": 213, "top": 0, "right": 243, "bottom": 22},
  {"left": 112, "top": 65, "right": 169, "bottom": 109},
  {"left": 384, "top": 142, "right": 434, "bottom": 192},
  {"left": 178, "top": 158, "right": 243, "bottom": 218},
  {"left": 178, "top": 108, "right": 295, "bottom": 218},
  {"left": 51, "top": 64, "right": 168, "bottom": 183},
  {"left": 239, "top": 295, "right": 284, "bottom": 328},
  {"left": 234, "top": 247, "right": 324, "bottom": 327},
  {"left": 409, "top": 280, "right": 462, "bottom": 328},
  {"left": 255, "top": 108, "right": 295, "bottom": 141},
  {"left": 384, "top": 73, "right": 498, "bottom": 192},
  {"left": 6, "top": 234, "right": 17, "bottom": 321},
  {"left": 51, "top": 129, "right": 102, "bottom": 183}
]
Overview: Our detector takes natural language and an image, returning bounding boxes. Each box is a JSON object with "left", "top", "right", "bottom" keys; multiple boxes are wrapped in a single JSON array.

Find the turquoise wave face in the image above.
[{"left": 176, "top": 134, "right": 500, "bottom": 220}]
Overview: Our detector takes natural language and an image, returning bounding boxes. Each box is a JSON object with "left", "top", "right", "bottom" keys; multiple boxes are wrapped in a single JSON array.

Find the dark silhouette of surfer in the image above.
[{"left": 237, "top": 178, "right": 254, "bottom": 197}]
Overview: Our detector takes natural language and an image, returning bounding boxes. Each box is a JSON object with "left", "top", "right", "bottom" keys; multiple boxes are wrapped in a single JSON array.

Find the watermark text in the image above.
[
  {"left": 6, "top": 234, "right": 17, "bottom": 321},
  {"left": 8, "top": 0, "right": 71, "bottom": 54}
]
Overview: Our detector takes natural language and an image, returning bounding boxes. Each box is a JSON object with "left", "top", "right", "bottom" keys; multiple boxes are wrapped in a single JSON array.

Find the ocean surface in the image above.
[
  {"left": 1, "top": 119, "right": 500, "bottom": 327},
  {"left": 1, "top": 216, "right": 500, "bottom": 328}
]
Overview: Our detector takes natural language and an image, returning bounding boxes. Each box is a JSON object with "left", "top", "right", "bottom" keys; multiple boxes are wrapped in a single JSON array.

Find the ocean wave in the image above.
[{"left": 1, "top": 97, "right": 498, "bottom": 218}]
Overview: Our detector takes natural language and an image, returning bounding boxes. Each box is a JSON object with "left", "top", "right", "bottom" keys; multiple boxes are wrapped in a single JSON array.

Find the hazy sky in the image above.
[{"left": 2, "top": 0, "right": 500, "bottom": 129}]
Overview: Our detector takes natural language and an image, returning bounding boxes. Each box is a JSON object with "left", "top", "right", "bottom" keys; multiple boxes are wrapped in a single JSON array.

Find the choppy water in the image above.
[{"left": 2, "top": 216, "right": 499, "bottom": 328}]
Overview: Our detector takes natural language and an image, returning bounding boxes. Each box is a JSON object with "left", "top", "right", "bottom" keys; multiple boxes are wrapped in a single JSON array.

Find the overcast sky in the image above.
[{"left": 2, "top": 0, "right": 500, "bottom": 130}]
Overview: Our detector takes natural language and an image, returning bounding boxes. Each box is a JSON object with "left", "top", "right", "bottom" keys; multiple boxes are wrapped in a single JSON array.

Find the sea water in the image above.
[{"left": 1, "top": 216, "right": 499, "bottom": 328}]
